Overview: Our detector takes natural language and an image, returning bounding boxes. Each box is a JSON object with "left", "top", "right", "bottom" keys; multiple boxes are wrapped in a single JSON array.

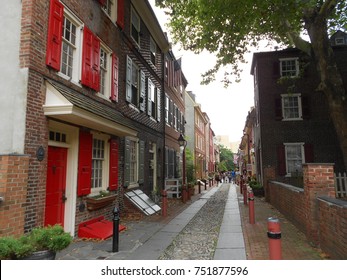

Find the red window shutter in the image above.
[
  {"left": 77, "top": 131, "right": 93, "bottom": 196},
  {"left": 46, "top": 0, "right": 64, "bottom": 70},
  {"left": 109, "top": 139, "right": 119, "bottom": 191},
  {"left": 110, "top": 54, "right": 119, "bottom": 102},
  {"left": 277, "top": 145, "right": 286, "bottom": 176},
  {"left": 117, "top": 0, "right": 125, "bottom": 29},
  {"left": 81, "top": 27, "right": 93, "bottom": 88},
  {"left": 81, "top": 27, "right": 100, "bottom": 91},
  {"left": 92, "top": 37, "right": 100, "bottom": 92}
]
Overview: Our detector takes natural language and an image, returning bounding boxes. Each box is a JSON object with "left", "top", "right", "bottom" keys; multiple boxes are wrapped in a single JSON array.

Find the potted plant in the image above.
[
  {"left": 85, "top": 190, "right": 117, "bottom": 211},
  {"left": 188, "top": 183, "right": 196, "bottom": 196},
  {"left": 0, "top": 224, "right": 72, "bottom": 260},
  {"left": 248, "top": 180, "right": 264, "bottom": 197}
]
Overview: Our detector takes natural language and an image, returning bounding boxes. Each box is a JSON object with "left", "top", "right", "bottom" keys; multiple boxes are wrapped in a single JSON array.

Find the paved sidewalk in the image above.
[
  {"left": 237, "top": 185, "right": 325, "bottom": 260},
  {"left": 56, "top": 182, "right": 324, "bottom": 260}
]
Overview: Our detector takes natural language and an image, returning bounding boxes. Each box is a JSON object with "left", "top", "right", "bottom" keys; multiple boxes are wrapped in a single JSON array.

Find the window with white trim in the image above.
[
  {"left": 165, "top": 95, "right": 169, "bottom": 124},
  {"left": 281, "top": 93, "right": 302, "bottom": 120},
  {"left": 148, "top": 79, "right": 157, "bottom": 119},
  {"left": 285, "top": 143, "right": 304, "bottom": 176},
  {"left": 335, "top": 37, "right": 345, "bottom": 45},
  {"left": 91, "top": 134, "right": 110, "bottom": 193},
  {"left": 101, "top": 0, "right": 114, "bottom": 19},
  {"left": 60, "top": 13, "right": 82, "bottom": 82},
  {"left": 280, "top": 58, "right": 299, "bottom": 77},
  {"left": 127, "top": 58, "right": 140, "bottom": 106},
  {"left": 99, "top": 45, "right": 112, "bottom": 98},
  {"left": 131, "top": 7, "right": 140, "bottom": 46}
]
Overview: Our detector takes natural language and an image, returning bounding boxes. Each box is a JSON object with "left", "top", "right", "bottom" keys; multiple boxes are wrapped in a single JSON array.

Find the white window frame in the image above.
[
  {"left": 335, "top": 37, "right": 345, "bottom": 45},
  {"left": 90, "top": 132, "right": 110, "bottom": 195},
  {"left": 284, "top": 143, "right": 305, "bottom": 176},
  {"left": 58, "top": 7, "right": 83, "bottom": 85},
  {"left": 101, "top": 0, "right": 116, "bottom": 21},
  {"left": 97, "top": 43, "right": 112, "bottom": 100},
  {"left": 148, "top": 79, "right": 157, "bottom": 119},
  {"left": 165, "top": 95, "right": 169, "bottom": 124},
  {"left": 281, "top": 93, "right": 302, "bottom": 121},
  {"left": 131, "top": 7, "right": 140, "bottom": 47},
  {"left": 280, "top": 57, "right": 299, "bottom": 77}
]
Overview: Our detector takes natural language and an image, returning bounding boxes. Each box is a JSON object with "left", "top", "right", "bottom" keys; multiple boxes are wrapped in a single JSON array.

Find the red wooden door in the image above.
[{"left": 45, "top": 146, "right": 67, "bottom": 226}]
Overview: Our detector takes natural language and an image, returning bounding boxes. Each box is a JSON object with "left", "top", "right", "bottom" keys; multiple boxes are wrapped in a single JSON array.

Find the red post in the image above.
[
  {"left": 161, "top": 190, "right": 167, "bottom": 217},
  {"left": 267, "top": 217, "right": 282, "bottom": 260},
  {"left": 248, "top": 190, "right": 255, "bottom": 224}
]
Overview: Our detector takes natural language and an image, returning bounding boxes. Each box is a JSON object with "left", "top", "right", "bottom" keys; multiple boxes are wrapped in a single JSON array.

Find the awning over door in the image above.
[{"left": 43, "top": 79, "right": 137, "bottom": 137}]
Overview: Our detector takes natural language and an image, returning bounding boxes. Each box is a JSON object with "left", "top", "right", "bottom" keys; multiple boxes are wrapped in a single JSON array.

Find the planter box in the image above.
[
  {"left": 251, "top": 188, "right": 264, "bottom": 197},
  {"left": 86, "top": 194, "right": 117, "bottom": 211}
]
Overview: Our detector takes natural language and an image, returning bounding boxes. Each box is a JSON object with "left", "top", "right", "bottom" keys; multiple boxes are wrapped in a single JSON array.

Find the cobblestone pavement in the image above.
[{"left": 159, "top": 184, "right": 229, "bottom": 260}]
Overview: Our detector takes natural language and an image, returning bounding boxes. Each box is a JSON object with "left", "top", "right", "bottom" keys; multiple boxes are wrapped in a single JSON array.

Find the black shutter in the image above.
[
  {"left": 275, "top": 98, "right": 283, "bottom": 120},
  {"left": 304, "top": 143, "right": 314, "bottom": 163},
  {"left": 277, "top": 145, "right": 286, "bottom": 176}
]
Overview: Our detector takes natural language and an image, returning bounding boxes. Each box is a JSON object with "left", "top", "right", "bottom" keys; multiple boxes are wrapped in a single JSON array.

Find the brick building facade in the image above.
[
  {"left": 0, "top": 0, "right": 187, "bottom": 238},
  {"left": 251, "top": 41, "right": 346, "bottom": 187}
]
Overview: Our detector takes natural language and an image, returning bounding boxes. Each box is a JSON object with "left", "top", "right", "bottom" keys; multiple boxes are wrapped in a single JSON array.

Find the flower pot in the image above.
[
  {"left": 252, "top": 188, "right": 264, "bottom": 197},
  {"left": 86, "top": 194, "right": 117, "bottom": 211},
  {"left": 21, "top": 250, "right": 56, "bottom": 260}
]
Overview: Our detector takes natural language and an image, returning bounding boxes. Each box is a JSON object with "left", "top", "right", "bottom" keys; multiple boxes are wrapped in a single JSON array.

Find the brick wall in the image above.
[
  {"left": 318, "top": 198, "right": 347, "bottom": 259},
  {"left": 267, "top": 163, "right": 347, "bottom": 259},
  {"left": 0, "top": 155, "right": 30, "bottom": 237}
]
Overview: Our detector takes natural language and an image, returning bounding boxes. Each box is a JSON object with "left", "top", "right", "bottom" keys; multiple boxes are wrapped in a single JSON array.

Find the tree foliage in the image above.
[
  {"left": 156, "top": 0, "right": 347, "bottom": 168},
  {"left": 156, "top": 0, "right": 346, "bottom": 85},
  {"left": 218, "top": 145, "right": 235, "bottom": 171}
]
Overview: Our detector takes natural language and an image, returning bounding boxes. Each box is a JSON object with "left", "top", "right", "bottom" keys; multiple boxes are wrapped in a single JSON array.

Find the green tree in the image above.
[
  {"left": 185, "top": 148, "right": 195, "bottom": 183},
  {"left": 156, "top": 0, "right": 347, "bottom": 169},
  {"left": 218, "top": 145, "right": 235, "bottom": 171}
]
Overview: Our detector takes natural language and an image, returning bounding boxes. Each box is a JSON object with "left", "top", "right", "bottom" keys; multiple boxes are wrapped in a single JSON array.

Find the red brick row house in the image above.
[
  {"left": 250, "top": 32, "right": 347, "bottom": 187},
  {"left": 0, "top": 0, "right": 186, "bottom": 238}
]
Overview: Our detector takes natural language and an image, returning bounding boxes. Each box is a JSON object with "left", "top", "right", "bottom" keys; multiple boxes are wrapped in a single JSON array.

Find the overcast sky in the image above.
[{"left": 149, "top": 1, "right": 257, "bottom": 143}]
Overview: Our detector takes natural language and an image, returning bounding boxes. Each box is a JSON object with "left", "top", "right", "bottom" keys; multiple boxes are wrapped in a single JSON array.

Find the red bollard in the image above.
[
  {"left": 161, "top": 190, "right": 167, "bottom": 217},
  {"left": 248, "top": 191, "right": 255, "bottom": 224},
  {"left": 267, "top": 217, "right": 282, "bottom": 260}
]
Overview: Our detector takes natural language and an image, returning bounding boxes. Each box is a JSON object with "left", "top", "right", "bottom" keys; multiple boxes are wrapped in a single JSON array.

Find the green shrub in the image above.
[
  {"left": 249, "top": 180, "right": 263, "bottom": 189},
  {"left": 0, "top": 225, "right": 72, "bottom": 260}
]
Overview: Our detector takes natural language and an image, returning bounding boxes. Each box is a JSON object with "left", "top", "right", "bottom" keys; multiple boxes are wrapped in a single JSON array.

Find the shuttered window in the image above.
[
  {"left": 46, "top": 0, "right": 82, "bottom": 83},
  {"left": 46, "top": 0, "right": 64, "bottom": 70},
  {"left": 81, "top": 27, "right": 100, "bottom": 91}
]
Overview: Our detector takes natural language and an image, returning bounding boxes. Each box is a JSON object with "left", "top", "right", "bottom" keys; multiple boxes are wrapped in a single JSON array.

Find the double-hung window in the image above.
[
  {"left": 91, "top": 134, "right": 110, "bottom": 194},
  {"left": 285, "top": 143, "right": 304, "bottom": 176},
  {"left": 126, "top": 56, "right": 145, "bottom": 109},
  {"left": 281, "top": 94, "right": 302, "bottom": 120},
  {"left": 280, "top": 58, "right": 299, "bottom": 77},
  {"left": 59, "top": 10, "right": 83, "bottom": 83},
  {"left": 147, "top": 79, "right": 161, "bottom": 121},
  {"left": 131, "top": 7, "right": 140, "bottom": 46}
]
